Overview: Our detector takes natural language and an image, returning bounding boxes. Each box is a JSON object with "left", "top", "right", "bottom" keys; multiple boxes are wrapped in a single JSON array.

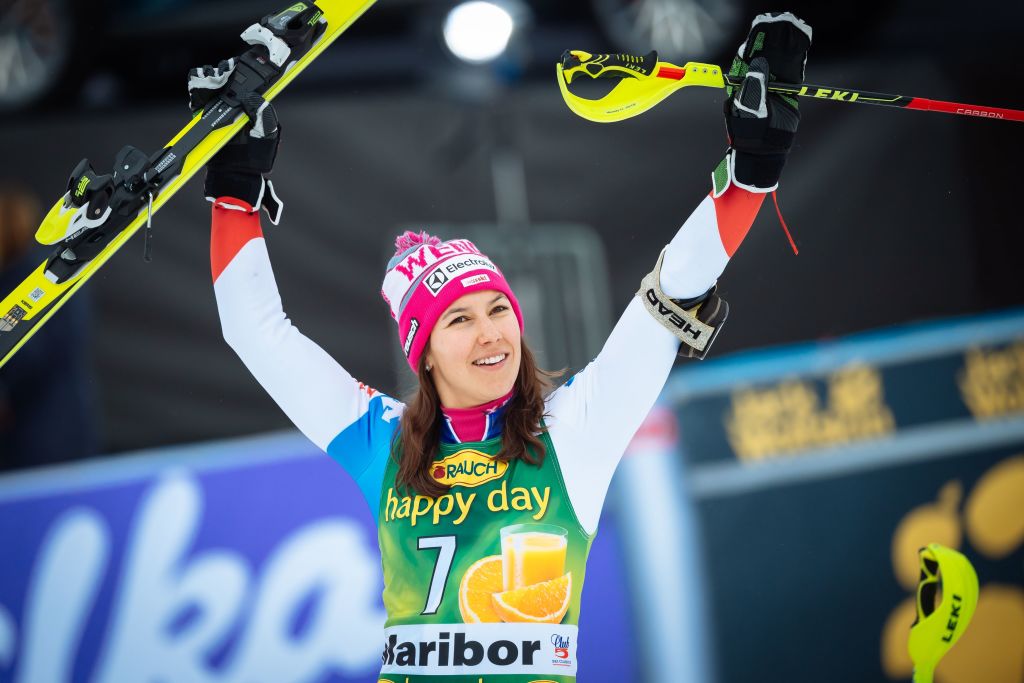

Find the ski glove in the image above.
[
  {"left": 723, "top": 12, "right": 812, "bottom": 192},
  {"left": 187, "top": 60, "right": 284, "bottom": 224}
]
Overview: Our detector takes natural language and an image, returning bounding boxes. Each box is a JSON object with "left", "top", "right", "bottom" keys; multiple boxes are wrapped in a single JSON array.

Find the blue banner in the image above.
[{"left": 0, "top": 433, "right": 635, "bottom": 682}]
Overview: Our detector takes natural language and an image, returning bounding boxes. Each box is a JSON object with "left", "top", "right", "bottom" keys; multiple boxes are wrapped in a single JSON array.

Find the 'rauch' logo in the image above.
[{"left": 431, "top": 449, "right": 507, "bottom": 487}]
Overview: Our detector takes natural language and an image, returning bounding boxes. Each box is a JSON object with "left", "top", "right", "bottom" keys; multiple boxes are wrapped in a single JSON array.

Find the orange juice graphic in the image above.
[{"left": 500, "top": 523, "right": 568, "bottom": 591}]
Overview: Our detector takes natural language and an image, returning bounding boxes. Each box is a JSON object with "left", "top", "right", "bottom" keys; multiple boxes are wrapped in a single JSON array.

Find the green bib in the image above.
[{"left": 377, "top": 429, "right": 593, "bottom": 682}]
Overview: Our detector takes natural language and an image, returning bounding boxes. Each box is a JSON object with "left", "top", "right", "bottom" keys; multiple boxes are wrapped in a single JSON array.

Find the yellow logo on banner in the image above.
[
  {"left": 430, "top": 449, "right": 508, "bottom": 487},
  {"left": 958, "top": 342, "right": 1024, "bottom": 419},
  {"left": 725, "top": 365, "right": 895, "bottom": 461}
]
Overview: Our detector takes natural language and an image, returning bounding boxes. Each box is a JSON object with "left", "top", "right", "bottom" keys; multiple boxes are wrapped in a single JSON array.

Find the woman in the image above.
[{"left": 198, "top": 12, "right": 811, "bottom": 682}]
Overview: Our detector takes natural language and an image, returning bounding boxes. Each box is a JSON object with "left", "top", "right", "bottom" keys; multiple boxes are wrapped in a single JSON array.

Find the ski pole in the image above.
[{"left": 557, "top": 50, "right": 1024, "bottom": 124}]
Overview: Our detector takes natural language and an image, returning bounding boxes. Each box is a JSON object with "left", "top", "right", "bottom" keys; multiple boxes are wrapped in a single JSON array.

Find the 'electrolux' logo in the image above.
[{"left": 424, "top": 268, "right": 450, "bottom": 295}]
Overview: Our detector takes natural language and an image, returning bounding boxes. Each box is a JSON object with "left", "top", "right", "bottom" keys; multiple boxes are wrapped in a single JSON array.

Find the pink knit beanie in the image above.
[{"left": 381, "top": 231, "right": 524, "bottom": 372}]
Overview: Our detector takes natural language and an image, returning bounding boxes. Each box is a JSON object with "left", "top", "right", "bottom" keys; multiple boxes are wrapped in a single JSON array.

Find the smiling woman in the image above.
[
  {"left": 379, "top": 232, "right": 558, "bottom": 498},
  {"left": 204, "top": 10, "right": 813, "bottom": 681},
  {"left": 428, "top": 289, "right": 522, "bottom": 407}
]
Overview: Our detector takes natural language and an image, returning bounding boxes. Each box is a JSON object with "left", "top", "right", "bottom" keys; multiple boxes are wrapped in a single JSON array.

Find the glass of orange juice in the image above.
[{"left": 500, "top": 523, "right": 568, "bottom": 591}]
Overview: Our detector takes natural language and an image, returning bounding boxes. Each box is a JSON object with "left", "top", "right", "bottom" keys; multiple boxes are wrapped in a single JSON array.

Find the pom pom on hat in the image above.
[{"left": 393, "top": 230, "right": 442, "bottom": 254}]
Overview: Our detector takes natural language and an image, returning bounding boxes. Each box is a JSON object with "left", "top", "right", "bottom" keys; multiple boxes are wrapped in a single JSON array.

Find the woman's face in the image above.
[{"left": 425, "top": 290, "right": 521, "bottom": 409}]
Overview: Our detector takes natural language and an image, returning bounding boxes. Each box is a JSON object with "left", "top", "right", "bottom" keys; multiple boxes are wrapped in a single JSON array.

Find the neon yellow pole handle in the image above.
[
  {"left": 559, "top": 49, "right": 1024, "bottom": 123},
  {"left": 908, "top": 544, "right": 979, "bottom": 683},
  {"left": 912, "top": 667, "right": 935, "bottom": 683},
  {"left": 557, "top": 50, "right": 726, "bottom": 123}
]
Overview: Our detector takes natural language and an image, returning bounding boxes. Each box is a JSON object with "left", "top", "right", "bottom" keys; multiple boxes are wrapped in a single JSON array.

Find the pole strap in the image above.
[{"left": 636, "top": 247, "right": 728, "bottom": 360}]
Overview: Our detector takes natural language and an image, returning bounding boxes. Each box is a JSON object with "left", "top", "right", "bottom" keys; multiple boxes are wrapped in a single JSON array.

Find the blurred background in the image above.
[{"left": 0, "top": 0, "right": 1022, "bottom": 681}]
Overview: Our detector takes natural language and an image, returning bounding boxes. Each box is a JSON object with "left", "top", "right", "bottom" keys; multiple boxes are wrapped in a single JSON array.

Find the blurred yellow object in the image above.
[
  {"left": 556, "top": 49, "right": 725, "bottom": 123},
  {"left": 964, "top": 455, "right": 1024, "bottom": 557},
  {"left": 909, "top": 543, "right": 979, "bottom": 683}
]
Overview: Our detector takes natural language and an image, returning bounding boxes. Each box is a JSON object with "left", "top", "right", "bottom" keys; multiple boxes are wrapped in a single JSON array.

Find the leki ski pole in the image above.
[{"left": 557, "top": 50, "right": 1024, "bottom": 124}]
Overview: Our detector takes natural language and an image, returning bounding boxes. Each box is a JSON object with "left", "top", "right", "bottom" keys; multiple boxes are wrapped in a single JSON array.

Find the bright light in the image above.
[{"left": 443, "top": 1, "right": 516, "bottom": 64}]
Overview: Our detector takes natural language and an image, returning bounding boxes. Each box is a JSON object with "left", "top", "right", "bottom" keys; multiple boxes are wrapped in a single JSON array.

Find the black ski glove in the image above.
[
  {"left": 187, "top": 60, "right": 284, "bottom": 223},
  {"left": 722, "top": 12, "right": 812, "bottom": 192}
]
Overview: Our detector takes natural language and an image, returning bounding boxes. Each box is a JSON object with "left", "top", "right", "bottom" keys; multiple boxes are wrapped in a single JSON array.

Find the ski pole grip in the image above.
[{"left": 559, "top": 49, "right": 659, "bottom": 82}]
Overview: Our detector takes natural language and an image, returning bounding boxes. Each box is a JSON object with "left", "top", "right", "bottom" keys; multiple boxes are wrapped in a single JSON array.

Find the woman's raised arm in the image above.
[
  {"left": 193, "top": 69, "right": 402, "bottom": 504},
  {"left": 546, "top": 12, "right": 813, "bottom": 534}
]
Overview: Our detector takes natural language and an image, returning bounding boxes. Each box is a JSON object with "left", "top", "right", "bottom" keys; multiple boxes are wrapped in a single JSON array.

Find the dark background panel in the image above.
[
  {"left": 697, "top": 445, "right": 1023, "bottom": 683},
  {"left": 1, "top": 1, "right": 1023, "bottom": 458}
]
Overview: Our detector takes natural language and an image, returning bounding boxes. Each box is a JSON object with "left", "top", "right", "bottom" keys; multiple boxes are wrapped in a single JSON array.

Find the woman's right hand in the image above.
[{"left": 187, "top": 60, "right": 284, "bottom": 223}]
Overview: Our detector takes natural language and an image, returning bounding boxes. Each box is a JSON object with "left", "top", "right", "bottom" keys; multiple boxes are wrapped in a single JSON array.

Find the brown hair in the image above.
[{"left": 393, "top": 339, "right": 563, "bottom": 497}]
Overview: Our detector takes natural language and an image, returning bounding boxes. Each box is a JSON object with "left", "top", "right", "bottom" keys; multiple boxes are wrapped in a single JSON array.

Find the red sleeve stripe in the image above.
[
  {"left": 710, "top": 185, "right": 765, "bottom": 258},
  {"left": 211, "top": 202, "right": 263, "bottom": 282}
]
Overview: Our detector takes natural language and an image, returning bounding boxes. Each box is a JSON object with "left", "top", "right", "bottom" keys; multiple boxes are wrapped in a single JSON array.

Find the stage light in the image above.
[{"left": 443, "top": 1, "right": 516, "bottom": 64}]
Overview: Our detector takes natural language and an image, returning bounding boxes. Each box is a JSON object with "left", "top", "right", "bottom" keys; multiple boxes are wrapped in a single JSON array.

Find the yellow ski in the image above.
[{"left": 0, "top": 0, "right": 376, "bottom": 369}]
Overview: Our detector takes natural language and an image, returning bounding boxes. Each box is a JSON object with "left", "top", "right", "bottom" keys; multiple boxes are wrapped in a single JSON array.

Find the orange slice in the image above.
[
  {"left": 458, "top": 555, "right": 504, "bottom": 623},
  {"left": 491, "top": 572, "right": 572, "bottom": 623}
]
